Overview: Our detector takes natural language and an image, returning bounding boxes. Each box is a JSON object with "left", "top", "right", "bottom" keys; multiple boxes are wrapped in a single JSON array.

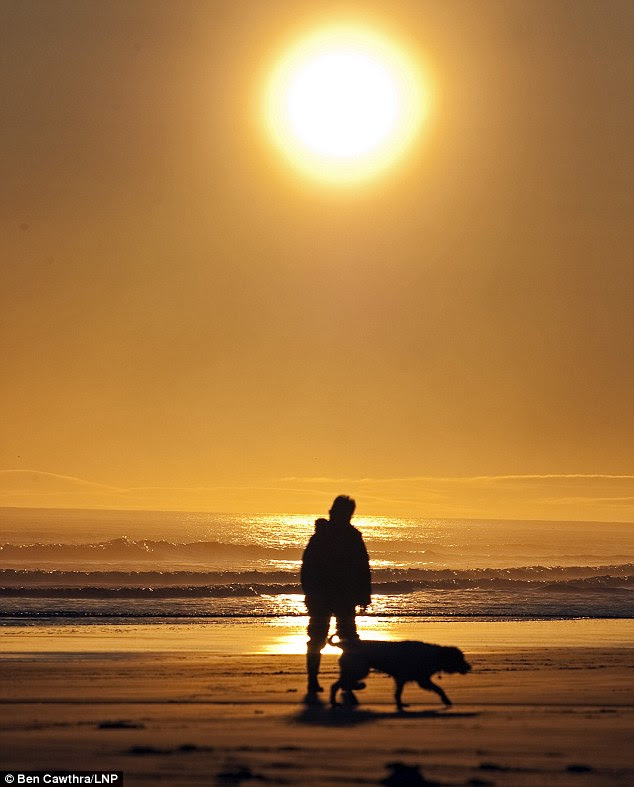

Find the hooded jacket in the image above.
[{"left": 300, "top": 517, "right": 371, "bottom": 607}]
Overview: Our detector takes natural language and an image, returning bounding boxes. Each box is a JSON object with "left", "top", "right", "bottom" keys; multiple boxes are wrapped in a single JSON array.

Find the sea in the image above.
[{"left": 1, "top": 507, "right": 632, "bottom": 623}]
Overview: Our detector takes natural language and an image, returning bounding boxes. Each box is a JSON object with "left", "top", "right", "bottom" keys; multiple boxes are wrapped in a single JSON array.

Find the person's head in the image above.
[{"left": 329, "top": 495, "right": 356, "bottom": 523}]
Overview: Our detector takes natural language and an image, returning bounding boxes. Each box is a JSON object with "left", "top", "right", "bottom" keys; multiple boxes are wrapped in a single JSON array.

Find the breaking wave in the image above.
[
  {"left": 1, "top": 564, "right": 631, "bottom": 598},
  {"left": 2, "top": 536, "right": 632, "bottom": 569},
  {"left": 0, "top": 537, "right": 302, "bottom": 564}
]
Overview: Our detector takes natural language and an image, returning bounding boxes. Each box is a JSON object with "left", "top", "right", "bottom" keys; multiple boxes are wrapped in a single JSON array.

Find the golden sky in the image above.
[{"left": 1, "top": 1, "right": 633, "bottom": 520}]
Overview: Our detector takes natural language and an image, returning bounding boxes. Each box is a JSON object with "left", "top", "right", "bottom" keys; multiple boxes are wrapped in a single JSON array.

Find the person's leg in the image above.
[
  {"left": 334, "top": 605, "right": 359, "bottom": 643},
  {"left": 334, "top": 606, "right": 363, "bottom": 701},
  {"left": 306, "top": 606, "right": 330, "bottom": 692}
]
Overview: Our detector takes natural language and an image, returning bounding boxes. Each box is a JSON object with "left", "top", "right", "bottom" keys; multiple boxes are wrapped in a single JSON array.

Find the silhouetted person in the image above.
[{"left": 300, "top": 495, "right": 371, "bottom": 694}]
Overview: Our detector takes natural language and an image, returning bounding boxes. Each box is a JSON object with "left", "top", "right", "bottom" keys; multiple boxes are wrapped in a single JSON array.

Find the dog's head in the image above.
[{"left": 438, "top": 646, "right": 471, "bottom": 675}]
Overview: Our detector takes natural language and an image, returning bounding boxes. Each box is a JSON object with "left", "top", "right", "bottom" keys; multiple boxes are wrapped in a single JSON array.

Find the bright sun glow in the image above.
[
  {"left": 265, "top": 25, "right": 428, "bottom": 184},
  {"left": 261, "top": 616, "right": 395, "bottom": 655}
]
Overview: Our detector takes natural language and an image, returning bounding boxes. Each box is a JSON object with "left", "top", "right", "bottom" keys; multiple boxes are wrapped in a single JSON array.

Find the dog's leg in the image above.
[
  {"left": 330, "top": 679, "right": 342, "bottom": 707},
  {"left": 394, "top": 679, "right": 408, "bottom": 711},
  {"left": 342, "top": 689, "right": 359, "bottom": 706},
  {"left": 338, "top": 653, "right": 369, "bottom": 695},
  {"left": 330, "top": 680, "right": 359, "bottom": 707},
  {"left": 418, "top": 678, "right": 452, "bottom": 707}
]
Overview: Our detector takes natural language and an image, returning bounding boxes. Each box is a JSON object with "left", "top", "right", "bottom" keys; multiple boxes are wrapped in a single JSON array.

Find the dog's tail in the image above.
[{"left": 328, "top": 634, "right": 364, "bottom": 651}]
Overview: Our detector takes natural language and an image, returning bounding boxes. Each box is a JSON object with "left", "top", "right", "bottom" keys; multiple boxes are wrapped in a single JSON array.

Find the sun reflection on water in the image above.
[
  {"left": 259, "top": 592, "right": 426, "bottom": 618},
  {"left": 241, "top": 513, "right": 416, "bottom": 550}
]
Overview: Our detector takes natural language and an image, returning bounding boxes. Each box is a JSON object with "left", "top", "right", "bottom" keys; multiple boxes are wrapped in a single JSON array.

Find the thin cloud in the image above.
[
  {"left": 1, "top": 468, "right": 632, "bottom": 521},
  {"left": 0, "top": 469, "right": 123, "bottom": 492},
  {"left": 278, "top": 473, "right": 634, "bottom": 483},
  {"left": 538, "top": 496, "right": 634, "bottom": 505}
]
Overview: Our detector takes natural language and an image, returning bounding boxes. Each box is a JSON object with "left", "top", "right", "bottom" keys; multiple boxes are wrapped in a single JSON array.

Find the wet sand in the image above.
[{"left": 1, "top": 619, "right": 633, "bottom": 786}]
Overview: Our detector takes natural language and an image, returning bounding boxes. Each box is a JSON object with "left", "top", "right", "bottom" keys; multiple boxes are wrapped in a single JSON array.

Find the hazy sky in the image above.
[{"left": 2, "top": 1, "right": 633, "bottom": 520}]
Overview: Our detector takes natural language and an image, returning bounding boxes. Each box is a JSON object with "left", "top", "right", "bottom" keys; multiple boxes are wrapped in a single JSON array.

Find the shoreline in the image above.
[{"left": 2, "top": 617, "right": 633, "bottom": 657}]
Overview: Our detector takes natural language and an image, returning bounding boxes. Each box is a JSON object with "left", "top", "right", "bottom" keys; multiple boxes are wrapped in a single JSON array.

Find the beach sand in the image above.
[{"left": 1, "top": 619, "right": 633, "bottom": 786}]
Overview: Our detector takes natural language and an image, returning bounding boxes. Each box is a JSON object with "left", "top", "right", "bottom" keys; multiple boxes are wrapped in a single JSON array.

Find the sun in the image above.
[{"left": 264, "top": 24, "right": 428, "bottom": 185}]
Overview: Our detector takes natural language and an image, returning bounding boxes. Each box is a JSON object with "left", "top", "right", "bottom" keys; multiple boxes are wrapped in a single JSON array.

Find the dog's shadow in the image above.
[{"left": 293, "top": 696, "right": 479, "bottom": 727}]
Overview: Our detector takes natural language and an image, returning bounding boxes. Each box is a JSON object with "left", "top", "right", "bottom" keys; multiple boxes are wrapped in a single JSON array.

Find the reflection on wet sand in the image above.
[{"left": 262, "top": 616, "right": 396, "bottom": 654}]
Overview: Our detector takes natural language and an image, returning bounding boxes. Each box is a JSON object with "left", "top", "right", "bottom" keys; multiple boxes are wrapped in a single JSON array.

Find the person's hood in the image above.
[
  {"left": 314, "top": 517, "right": 329, "bottom": 532},
  {"left": 313, "top": 517, "right": 354, "bottom": 532}
]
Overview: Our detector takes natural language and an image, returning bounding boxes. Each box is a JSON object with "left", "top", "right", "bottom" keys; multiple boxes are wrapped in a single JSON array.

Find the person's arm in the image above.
[
  {"left": 354, "top": 533, "right": 372, "bottom": 607},
  {"left": 300, "top": 535, "right": 321, "bottom": 596}
]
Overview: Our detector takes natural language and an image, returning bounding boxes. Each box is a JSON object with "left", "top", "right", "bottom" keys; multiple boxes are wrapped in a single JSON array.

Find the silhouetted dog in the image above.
[{"left": 329, "top": 638, "right": 471, "bottom": 710}]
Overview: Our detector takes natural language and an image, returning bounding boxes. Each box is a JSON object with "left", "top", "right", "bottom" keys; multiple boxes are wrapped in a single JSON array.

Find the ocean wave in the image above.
[
  {"left": 1, "top": 611, "right": 630, "bottom": 620},
  {"left": 0, "top": 564, "right": 631, "bottom": 598},
  {"left": 1, "top": 563, "right": 631, "bottom": 582},
  {"left": 0, "top": 537, "right": 301, "bottom": 562},
  {"left": 2, "top": 537, "right": 632, "bottom": 573},
  {"left": 0, "top": 538, "right": 484, "bottom": 565}
]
